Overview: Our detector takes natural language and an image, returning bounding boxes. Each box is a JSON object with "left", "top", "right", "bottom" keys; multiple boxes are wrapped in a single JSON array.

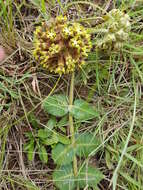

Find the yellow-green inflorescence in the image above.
[
  {"left": 97, "top": 9, "right": 131, "bottom": 50},
  {"left": 33, "top": 15, "right": 92, "bottom": 75}
]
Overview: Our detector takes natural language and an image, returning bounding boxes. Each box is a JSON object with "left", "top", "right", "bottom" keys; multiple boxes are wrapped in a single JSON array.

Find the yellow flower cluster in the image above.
[
  {"left": 97, "top": 9, "right": 131, "bottom": 50},
  {"left": 33, "top": 15, "right": 92, "bottom": 75}
]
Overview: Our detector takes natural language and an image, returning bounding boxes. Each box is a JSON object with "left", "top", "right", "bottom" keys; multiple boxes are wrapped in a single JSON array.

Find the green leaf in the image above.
[
  {"left": 76, "top": 132, "right": 100, "bottom": 157},
  {"left": 38, "top": 129, "right": 51, "bottom": 139},
  {"left": 56, "top": 116, "right": 68, "bottom": 133},
  {"left": 42, "top": 133, "right": 59, "bottom": 145},
  {"left": 24, "top": 139, "right": 34, "bottom": 151},
  {"left": 52, "top": 143, "right": 74, "bottom": 165},
  {"left": 57, "top": 115, "right": 68, "bottom": 128},
  {"left": 24, "top": 140, "right": 35, "bottom": 161},
  {"left": 41, "top": 117, "right": 57, "bottom": 138},
  {"left": 77, "top": 166, "right": 104, "bottom": 188},
  {"left": 46, "top": 116, "right": 57, "bottom": 130},
  {"left": 42, "top": 94, "right": 68, "bottom": 117},
  {"left": 57, "top": 134, "right": 71, "bottom": 145},
  {"left": 28, "top": 113, "right": 39, "bottom": 128},
  {"left": 70, "top": 99, "right": 99, "bottom": 121},
  {"left": 53, "top": 164, "right": 75, "bottom": 190},
  {"left": 38, "top": 145, "right": 48, "bottom": 163},
  {"left": 24, "top": 132, "right": 33, "bottom": 139}
]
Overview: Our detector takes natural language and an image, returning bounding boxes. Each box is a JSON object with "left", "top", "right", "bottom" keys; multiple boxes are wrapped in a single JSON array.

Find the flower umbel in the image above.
[{"left": 33, "top": 15, "right": 92, "bottom": 75}]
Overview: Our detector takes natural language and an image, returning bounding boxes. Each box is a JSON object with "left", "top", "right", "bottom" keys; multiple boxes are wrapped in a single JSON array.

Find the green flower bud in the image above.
[{"left": 96, "top": 9, "right": 131, "bottom": 50}]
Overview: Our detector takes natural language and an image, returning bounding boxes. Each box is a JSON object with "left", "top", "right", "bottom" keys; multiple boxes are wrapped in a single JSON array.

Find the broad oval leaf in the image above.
[
  {"left": 52, "top": 143, "right": 74, "bottom": 165},
  {"left": 42, "top": 95, "right": 68, "bottom": 117},
  {"left": 76, "top": 132, "right": 100, "bottom": 157},
  {"left": 53, "top": 164, "right": 75, "bottom": 190},
  {"left": 77, "top": 165, "right": 104, "bottom": 188},
  {"left": 70, "top": 99, "right": 99, "bottom": 121}
]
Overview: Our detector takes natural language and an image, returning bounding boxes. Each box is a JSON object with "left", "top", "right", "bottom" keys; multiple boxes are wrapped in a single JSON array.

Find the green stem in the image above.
[{"left": 69, "top": 72, "right": 78, "bottom": 177}]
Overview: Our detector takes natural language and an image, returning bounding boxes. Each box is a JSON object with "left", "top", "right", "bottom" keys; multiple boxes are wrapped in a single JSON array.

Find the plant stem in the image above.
[{"left": 69, "top": 72, "right": 78, "bottom": 177}]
